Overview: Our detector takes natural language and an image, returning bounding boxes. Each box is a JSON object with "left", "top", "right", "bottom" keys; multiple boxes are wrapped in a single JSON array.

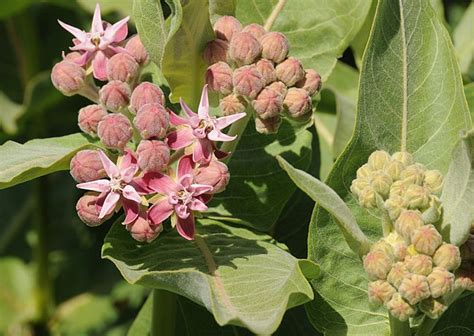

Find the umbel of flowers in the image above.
[
  {"left": 52, "top": 4, "right": 244, "bottom": 242},
  {"left": 203, "top": 16, "right": 322, "bottom": 134},
  {"left": 351, "top": 151, "right": 473, "bottom": 321}
]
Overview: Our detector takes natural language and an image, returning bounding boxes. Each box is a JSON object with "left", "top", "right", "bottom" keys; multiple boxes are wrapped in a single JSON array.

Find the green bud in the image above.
[
  {"left": 387, "top": 261, "right": 410, "bottom": 288},
  {"left": 433, "top": 243, "right": 461, "bottom": 271},
  {"left": 392, "top": 151, "right": 414, "bottom": 167},
  {"left": 411, "top": 224, "right": 442, "bottom": 256},
  {"left": 424, "top": 169, "right": 444, "bottom": 194},
  {"left": 386, "top": 293, "right": 415, "bottom": 321},
  {"left": 398, "top": 274, "right": 431, "bottom": 305},
  {"left": 350, "top": 177, "right": 370, "bottom": 196},
  {"left": 370, "top": 171, "right": 393, "bottom": 198},
  {"left": 405, "top": 184, "right": 431, "bottom": 210},
  {"left": 367, "top": 150, "right": 391, "bottom": 170},
  {"left": 358, "top": 186, "right": 377, "bottom": 209},
  {"left": 400, "top": 163, "right": 426, "bottom": 185},
  {"left": 395, "top": 210, "right": 424, "bottom": 243},
  {"left": 385, "top": 160, "right": 405, "bottom": 181},
  {"left": 405, "top": 254, "right": 433, "bottom": 276},
  {"left": 427, "top": 267, "right": 454, "bottom": 298},
  {"left": 363, "top": 250, "right": 393, "bottom": 280},
  {"left": 384, "top": 195, "right": 408, "bottom": 221},
  {"left": 356, "top": 164, "right": 372, "bottom": 179},
  {"left": 419, "top": 298, "right": 447, "bottom": 319},
  {"left": 368, "top": 280, "right": 396, "bottom": 305}
]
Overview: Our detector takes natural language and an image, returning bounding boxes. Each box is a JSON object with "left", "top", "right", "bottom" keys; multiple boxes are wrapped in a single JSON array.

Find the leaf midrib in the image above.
[{"left": 399, "top": 0, "right": 408, "bottom": 152}]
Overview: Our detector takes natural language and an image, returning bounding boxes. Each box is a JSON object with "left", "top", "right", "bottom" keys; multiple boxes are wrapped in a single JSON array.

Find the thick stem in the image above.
[
  {"left": 389, "top": 314, "right": 411, "bottom": 336},
  {"left": 151, "top": 289, "right": 177, "bottom": 336}
]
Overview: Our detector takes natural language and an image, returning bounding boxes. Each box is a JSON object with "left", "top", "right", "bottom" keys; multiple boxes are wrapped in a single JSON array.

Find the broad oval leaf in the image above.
[
  {"left": 208, "top": 0, "right": 235, "bottom": 24},
  {"left": 430, "top": 293, "right": 474, "bottom": 336},
  {"left": 102, "top": 218, "right": 318, "bottom": 335},
  {"left": 453, "top": 2, "right": 474, "bottom": 75},
  {"left": 306, "top": 0, "right": 472, "bottom": 334},
  {"left": 0, "top": 133, "right": 97, "bottom": 190}
]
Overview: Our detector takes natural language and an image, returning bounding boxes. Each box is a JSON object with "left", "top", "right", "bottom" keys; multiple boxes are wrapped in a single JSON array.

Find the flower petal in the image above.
[
  {"left": 207, "top": 129, "right": 236, "bottom": 142},
  {"left": 122, "top": 185, "right": 142, "bottom": 203},
  {"left": 148, "top": 199, "right": 174, "bottom": 225},
  {"left": 214, "top": 112, "right": 246, "bottom": 130},
  {"left": 99, "top": 191, "right": 120, "bottom": 219},
  {"left": 176, "top": 214, "right": 195, "bottom": 240},
  {"left": 104, "top": 16, "right": 130, "bottom": 43},
  {"left": 197, "top": 85, "right": 210, "bottom": 120},
  {"left": 175, "top": 204, "right": 190, "bottom": 219},
  {"left": 146, "top": 173, "right": 177, "bottom": 195},
  {"left": 177, "top": 155, "right": 194, "bottom": 179},
  {"left": 91, "top": 3, "right": 104, "bottom": 33},
  {"left": 190, "top": 183, "right": 213, "bottom": 196},
  {"left": 77, "top": 179, "right": 110, "bottom": 193},
  {"left": 189, "top": 198, "right": 208, "bottom": 212},
  {"left": 58, "top": 20, "right": 87, "bottom": 41},
  {"left": 98, "top": 150, "right": 119, "bottom": 178},
  {"left": 167, "top": 127, "right": 195, "bottom": 150},
  {"left": 180, "top": 98, "right": 198, "bottom": 119},
  {"left": 122, "top": 198, "right": 139, "bottom": 225},
  {"left": 192, "top": 139, "right": 212, "bottom": 164},
  {"left": 169, "top": 111, "right": 190, "bottom": 126},
  {"left": 178, "top": 174, "right": 193, "bottom": 189},
  {"left": 92, "top": 50, "right": 108, "bottom": 81}
]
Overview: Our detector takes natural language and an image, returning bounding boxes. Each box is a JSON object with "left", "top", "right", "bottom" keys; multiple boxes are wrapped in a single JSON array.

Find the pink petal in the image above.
[
  {"left": 91, "top": 3, "right": 104, "bottom": 33},
  {"left": 198, "top": 193, "right": 213, "bottom": 204},
  {"left": 180, "top": 98, "right": 198, "bottom": 119},
  {"left": 98, "top": 151, "right": 119, "bottom": 178},
  {"left": 122, "top": 199, "right": 139, "bottom": 225},
  {"left": 189, "top": 198, "right": 208, "bottom": 212},
  {"left": 108, "top": 45, "right": 130, "bottom": 55},
  {"left": 92, "top": 50, "right": 108, "bottom": 81},
  {"left": 122, "top": 185, "right": 142, "bottom": 203},
  {"left": 132, "top": 174, "right": 158, "bottom": 194},
  {"left": 148, "top": 199, "right": 174, "bottom": 225},
  {"left": 214, "top": 112, "right": 246, "bottom": 130},
  {"left": 147, "top": 173, "right": 177, "bottom": 195},
  {"left": 99, "top": 191, "right": 120, "bottom": 218},
  {"left": 105, "top": 16, "right": 130, "bottom": 42},
  {"left": 169, "top": 111, "right": 190, "bottom": 126},
  {"left": 167, "top": 128, "right": 195, "bottom": 149},
  {"left": 207, "top": 129, "right": 236, "bottom": 142},
  {"left": 58, "top": 20, "right": 87, "bottom": 41},
  {"left": 176, "top": 214, "right": 195, "bottom": 240},
  {"left": 190, "top": 184, "right": 213, "bottom": 196},
  {"left": 197, "top": 85, "right": 210, "bottom": 120},
  {"left": 177, "top": 155, "right": 194, "bottom": 179},
  {"left": 214, "top": 148, "right": 229, "bottom": 160},
  {"left": 175, "top": 204, "right": 190, "bottom": 219},
  {"left": 71, "top": 51, "right": 91, "bottom": 66},
  {"left": 178, "top": 174, "right": 193, "bottom": 189},
  {"left": 192, "top": 139, "right": 212, "bottom": 164},
  {"left": 119, "top": 150, "right": 137, "bottom": 170},
  {"left": 77, "top": 179, "right": 110, "bottom": 193}
]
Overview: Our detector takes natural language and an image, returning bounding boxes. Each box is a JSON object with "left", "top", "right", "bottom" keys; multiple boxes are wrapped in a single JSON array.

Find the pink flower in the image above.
[
  {"left": 167, "top": 85, "right": 246, "bottom": 164},
  {"left": 146, "top": 156, "right": 213, "bottom": 240},
  {"left": 76, "top": 150, "right": 142, "bottom": 224},
  {"left": 58, "top": 4, "right": 129, "bottom": 80}
]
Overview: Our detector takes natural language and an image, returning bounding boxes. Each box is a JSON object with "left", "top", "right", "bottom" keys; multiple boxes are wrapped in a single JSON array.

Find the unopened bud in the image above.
[
  {"left": 97, "top": 113, "right": 133, "bottom": 150},
  {"left": 99, "top": 80, "right": 131, "bottom": 112},
  {"left": 125, "top": 35, "right": 149, "bottom": 64},
  {"left": 106, "top": 53, "right": 139, "bottom": 82},
  {"left": 384, "top": 195, "right": 407, "bottom": 220},
  {"left": 70, "top": 150, "right": 106, "bottom": 183},
  {"left": 398, "top": 274, "right": 431, "bottom": 305},
  {"left": 219, "top": 94, "right": 246, "bottom": 116},
  {"left": 126, "top": 211, "right": 163, "bottom": 243},
  {"left": 386, "top": 232, "right": 408, "bottom": 261},
  {"left": 427, "top": 267, "right": 454, "bottom": 298},
  {"left": 136, "top": 140, "right": 170, "bottom": 173},
  {"left": 433, "top": 243, "right": 461, "bottom": 271},
  {"left": 228, "top": 32, "right": 262, "bottom": 65},
  {"left": 421, "top": 196, "right": 443, "bottom": 224},
  {"left": 63, "top": 51, "right": 83, "bottom": 63},
  {"left": 405, "top": 254, "right": 433, "bottom": 276},
  {"left": 357, "top": 164, "right": 373, "bottom": 179},
  {"left": 51, "top": 60, "right": 86, "bottom": 96},
  {"left": 357, "top": 186, "right": 377, "bottom": 208},
  {"left": 203, "top": 39, "right": 229, "bottom": 65},
  {"left": 371, "top": 239, "right": 394, "bottom": 258},
  {"left": 206, "top": 62, "right": 233, "bottom": 95},
  {"left": 350, "top": 177, "right": 370, "bottom": 196},
  {"left": 255, "top": 59, "right": 276, "bottom": 85},
  {"left": 255, "top": 116, "right": 281, "bottom": 134},
  {"left": 295, "top": 69, "right": 321, "bottom": 96},
  {"left": 363, "top": 250, "right": 392, "bottom": 280},
  {"left": 389, "top": 180, "right": 411, "bottom": 198},
  {"left": 252, "top": 86, "right": 284, "bottom": 119},
  {"left": 133, "top": 103, "right": 169, "bottom": 139},
  {"left": 260, "top": 32, "right": 289, "bottom": 63},
  {"left": 386, "top": 293, "right": 415, "bottom": 321},
  {"left": 388, "top": 262, "right": 409, "bottom": 288},
  {"left": 78, "top": 104, "right": 107, "bottom": 135},
  {"left": 368, "top": 280, "right": 396, "bottom": 305},
  {"left": 233, "top": 65, "right": 265, "bottom": 99},
  {"left": 370, "top": 171, "right": 393, "bottom": 198},
  {"left": 411, "top": 225, "right": 442, "bottom": 256},
  {"left": 368, "top": 150, "right": 391, "bottom": 170},
  {"left": 395, "top": 210, "right": 424, "bottom": 243},
  {"left": 268, "top": 81, "right": 287, "bottom": 97},
  {"left": 283, "top": 88, "right": 312, "bottom": 119},
  {"left": 424, "top": 170, "right": 443, "bottom": 194},
  {"left": 130, "top": 82, "right": 166, "bottom": 114},
  {"left": 405, "top": 184, "right": 431, "bottom": 209},
  {"left": 242, "top": 23, "right": 266, "bottom": 39},
  {"left": 275, "top": 57, "right": 305, "bottom": 86},
  {"left": 76, "top": 193, "right": 109, "bottom": 227},
  {"left": 400, "top": 164, "right": 426, "bottom": 185},
  {"left": 385, "top": 160, "right": 405, "bottom": 181},
  {"left": 213, "top": 16, "right": 242, "bottom": 41},
  {"left": 419, "top": 298, "right": 447, "bottom": 319},
  {"left": 195, "top": 160, "right": 230, "bottom": 193},
  {"left": 392, "top": 151, "right": 414, "bottom": 167},
  {"left": 455, "top": 275, "right": 474, "bottom": 291}
]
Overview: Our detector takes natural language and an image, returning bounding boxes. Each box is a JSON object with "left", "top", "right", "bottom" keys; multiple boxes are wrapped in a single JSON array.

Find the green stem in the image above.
[
  {"left": 389, "top": 313, "right": 411, "bottom": 336},
  {"left": 151, "top": 289, "right": 177, "bottom": 336}
]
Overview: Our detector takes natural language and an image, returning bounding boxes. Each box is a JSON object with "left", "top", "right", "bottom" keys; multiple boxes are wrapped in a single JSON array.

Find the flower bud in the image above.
[
  {"left": 252, "top": 86, "right": 284, "bottom": 119},
  {"left": 130, "top": 82, "right": 166, "bottom": 114},
  {"left": 405, "top": 254, "right": 433, "bottom": 276},
  {"left": 255, "top": 116, "right": 281, "bottom": 134},
  {"left": 384, "top": 195, "right": 408, "bottom": 220},
  {"left": 419, "top": 298, "right": 447, "bottom": 319},
  {"left": 97, "top": 113, "right": 133, "bottom": 150},
  {"left": 370, "top": 171, "right": 393, "bottom": 198},
  {"left": 405, "top": 184, "right": 431, "bottom": 210},
  {"left": 427, "top": 267, "right": 454, "bottom": 298},
  {"left": 106, "top": 53, "right": 139, "bottom": 83},
  {"left": 368, "top": 280, "right": 396, "bottom": 305},
  {"left": 386, "top": 293, "right": 415, "bottom": 321},
  {"left": 433, "top": 243, "right": 461, "bottom": 271},
  {"left": 219, "top": 94, "right": 246, "bottom": 116},
  {"left": 275, "top": 57, "right": 305, "bottom": 86},
  {"left": 125, "top": 35, "right": 149, "bottom": 64},
  {"left": 213, "top": 16, "right": 242, "bottom": 41},
  {"left": 392, "top": 151, "right": 414, "bottom": 166},
  {"left": 242, "top": 23, "right": 266, "bottom": 39},
  {"left": 421, "top": 196, "right": 443, "bottom": 224},
  {"left": 228, "top": 32, "right": 262, "bottom": 65},
  {"left": 133, "top": 103, "right": 169, "bottom": 139},
  {"left": 357, "top": 164, "right": 372, "bottom": 179},
  {"left": 400, "top": 163, "right": 426, "bottom": 185},
  {"left": 99, "top": 80, "right": 131, "bottom": 112},
  {"left": 136, "top": 140, "right": 170, "bottom": 173},
  {"left": 51, "top": 60, "right": 86, "bottom": 96},
  {"left": 260, "top": 32, "right": 289, "bottom": 63},
  {"left": 203, "top": 39, "right": 229, "bottom": 65},
  {"left": 78, "top": 104, "right": 107, "bottom": 135},
  {"left": 195, "top": 160, "right": 230, "bottom": 194},
  {"left": 233, "top": 65, "right": 265, "bottom": 99},
  {"left": 371, "top": 239, "right": 394, "bottom": 257},
  {"left": 424, "top": 170, "right": 443, "bottom": 194},
  {"left": 358, "top": 186, "right": 377, "bottom": 208},
  {"left": 295, "top": 69, "right": 321, "bottom": 96},
  {"left": 411, "top": 225, "right": 442, "bottom": 256},
  {"left": 368, "top": 150, "right": 391, "bottom": 170},
  {"left": 70, "top": 150, "right": 106, "bottom": 183},
  {"left": 268, "top": 81, "right": 288, "bottom": 98},
  {"left": 389, "top": 180, "right": 411, "bottom": 198},
  {"left": 398, "top": 274, "right": 431, "bottom": 305},
  {"left": 76, "top": 193, "right": 108, "bottom": 227},
  {"left": 455, "top": 275, "right": 474, "bottom": 292},
  {"left": 126, "top": 212, "right": 163, "bottom": 243},
  {"left": 205, "top": 62, "right": 233, "bottom": 95},
  {"left": 363, "top": 250, "right": 392, "bottom": 280},
  {"left": 385, "top": 160, "right": 405, "bottom": 181},
  {"left": 350, "top": 177, "right": 370, "bottom": 196},
  {"left": 255, "top": 59, "right": 276, "bottom": 85},
  {"left": 394, "top": 210, "right": 424, "bottom": 243},
  {"left": 386, "top": 232, "right": 408, "bottom": 261},
  {"left": 63, "top": 51, "right": 83, "bottom": 63},
  {"left": 387, "top": 262, "right": 409, "bottom": 288},
  {"left": 283, "top": 88, "right": 312, "bottom": 119}
]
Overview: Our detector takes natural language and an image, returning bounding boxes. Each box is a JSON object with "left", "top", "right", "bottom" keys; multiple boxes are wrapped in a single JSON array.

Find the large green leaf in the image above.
[
  {"left": 0, "top": 133, "right": 97, "bottom": 190},
  {"left": 431, "top": 293, "right": 474, "bottom": 335},
  {"left": 466, "top": 83, "right": 474, "bottom": 120},
  {"left": 103, "top": 218, "right": 318, "bottom": 335},
  {"left": 350, "top": 0, "right": 377, "bottom": 69},
  {"left": 453, "top": 2, "right": 474, "bottom": 75},
  {"left": 306, "top": 0, "right": 472, "bottom": 334},
  {"left": 208, "top": 0, "right": 235, "bottom": 24}
]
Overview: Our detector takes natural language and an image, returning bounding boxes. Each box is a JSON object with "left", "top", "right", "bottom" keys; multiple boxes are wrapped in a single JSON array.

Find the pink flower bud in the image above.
[
  {"left": 455, "top": 274, "right": 474, "bottom": 291},
  {"left": 78, "top": 104, "right": 107, "bottom": 135},
  {"left": 260, "top": 32, "right": 289, "bottom": 63},
  {"left": 394, "top": 210, "right": 424, "bottom": 243},
  {"left": 419, "top": 298, "right": 447, "bottom": 319},
  {"left": 76, "top": 193, "right": 109, "bottom": 227},
  {"left": 255, "top": 59, "right": 276, "bottom": 85},
  {"left": 195, "top": 160, "right": 230, "bottom": 194},
  {"left": 398, "top": 274, "right": 431, "bottom": 305},
  {"left": 126, "top": 211, "right": 163, "bottom": 243},
  {"left": 296, "top": 69, "right": 321, "bottom": 96},
  {"left": 433, "top": 243, "right": 461, "bottom": 271},
  {"left": 125, "top": 35, "right": 149, "bottom": 64},
  {"left": 106, "top": 53, "right": 140, "bottom": 82},
  {"left": 275, "top": 57, "right": 305, "bottom": 86},
  {"left": 51, "top": 60, "right": 86, "bottom": 96},
  {"left": 255, "top": 116, "right": 281, "bottom": 134},
  {"left": 283, "top": 88, "right": 312, "bottom": 119},
  {"left": 268, "top": 81, "right": 288, "bottom": 97},
  {"left": 130, "top": 82, "right": 166, "bottom": 114},
  {"left": 213, "top": 16, "right": 242, "bottom": 41},
  {"left": 136, "top": 140, "right": 170, "bottom": 172},
  {"left": 70, "top": 150, "right": 106, "bottom": 183},
  {"left": 233, "top": 65, "right": 265, "bottom": 99},
  {"left": 97, "top": 113, "right": 133, "bottom": 150},
  {"left": 368, "top": 280, "right": 396, "bottom": 305},
  {"left": 363, "top": 250, "right": 393, "bottom": 280},
  {"left": 133, "top": 103, "right": 169, "bottom": 139},
  {"left": 386, "top": 293, "right": 415, "bottom": 321},
  {"left": 242, "top": 23, "right": 266, "bottom": 39},
  {"left": 219, "top": 94, "right": 246, "bottom": 116},
  {"left": 427, "top": 267, "right": 454, "bottom": 298},
  {"left": 405, "top": 254, "right": 433, "bottom": 276},
  {"left": 228, "top": 32, "right": 262, "bottom": 65},
  {"left": 388, "top": 261, "right": 409, "bottom": 288},
  {"left": 63, "top": 51, "right": 83, "bottom": 63},
  {"left": 99, "top": 80, "right": 131, "bottom": 112},
  {"left": 203, "top": 39, "right": 229, "bottom": 65},
  {"left": 411, "top": 225, "right": 442, "bottom": 256},
  {"left": 206, "top": 62, "right": 233, "bottom": 95},
  {"left": 252, "top": 86, "right": 283, "bottom": 119}
]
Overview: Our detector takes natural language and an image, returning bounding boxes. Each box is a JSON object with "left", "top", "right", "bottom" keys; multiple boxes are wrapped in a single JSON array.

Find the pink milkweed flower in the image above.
[
  {"left": 145, "top": 156, "right": 213, "bottom": 240},
  {"left": 167, "top": 85, "right": 246, "bottom": 164},
  {"left": 58, "top": 4, "right": 129, "bottom": 80},
  {"left": 76, "top": 150, "right": 143, "bottom": 224}
]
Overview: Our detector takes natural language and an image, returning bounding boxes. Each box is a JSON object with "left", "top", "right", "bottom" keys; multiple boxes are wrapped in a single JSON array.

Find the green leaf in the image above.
[
  {"left": 0, "top": 133, "right": 98, "bottom": 190},
  {"left": 453, "top": 3, "right": 474, "bottom": 75},
  {"left": 208, "top": 0, "right": 235, "bottom": 24},
  {"left": 466, "top": 83, "right": 474, "bottom": 120},
  {"left": 161, "top": 0, "right": 214, "bottom": 107},
  {"left": 306, "top": 0, "right": 472, "bottom": 334},
  {"left": 350, "top": 0, "right": 377, "bottom": 69},
  {"left": 431, "top": 293, "right": 474, "bottom": 335},
  {"left": 127, "top": 294, "right": 152, "bottom": 336},
  {"left": 102, "top": 218, "right": 318, "bottom": 335},
  {"left": 0, "top": 92, "right": 22, "bottom": 135},
  {"left": 78, "top": 0, "right": 132, "bottom": 16},
  {"left": 0, "top": 0, "right": 34, "bottom": 19},
  {"left": 440, "top": 131, "right": 474, "bottom": 245}
]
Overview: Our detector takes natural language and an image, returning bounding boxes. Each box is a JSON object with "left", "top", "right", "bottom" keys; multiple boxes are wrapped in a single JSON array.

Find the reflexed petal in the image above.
[
  {"left": 180, "top": 98, "right": 198, "bottom": 118},
  {"left": 169, "top": 111, "right": 190, "bottom": 126},
  {"left": 99, "top": 191, "right": 120, "bottom": 218},
  {"left": 177, "top": 155, "right": 194, "bottom": 179},
  {"left": 148, "top": 199, "right": 174, "bottom": 225},
  {"left": 207, "top": 129, "right": 236, "bottom": 142},
  {"left": 121, "top": 165, "right": 139, "bottom": 183},
  {"left": 122, "top": 185, "right": 142, "bottom": 203},
  {"left": 176, "top": 214, "right": 195, "bottom": 240},
  {"left": 214, "top": 148, "right": 229, "bottom": 160},
  {"left": 147, "top": 173, "right": 177, "bottom": 195},
  {"left": 190, "top": 184, "right": 213, "bottom": 196},
  {"left": 98, "top": 150, "right": 119, "bottom": 178},
  {"left": 122, "top": 199, "right": 139, "bottom": 225},
  {"left": 214, "top": 112, "right": 246, "bottom": 130},
  {"left": 197, "top": 193, "right": 213, "bottom": 204},
  {"left": 77, "top": 179, "right": 110, "bottom": 193},
  {"left": 192, "top": 139, "right": 212, "bottom": 164},
  {"left": 92, "top": 51, "right": 108, "bottom": 80},
  {"left": 69, "top": 51, "right": 91, "bottom": 66},
  {"left": 189, "top": 198, "right": 208, "bottom": 212},
  {"left": 106, "top": 16, "right": 129, "bottom": 42},
  {"left": 119, "top": 149, "right": 137, "bottom": 168},
  {"left": 166, "top": 128, "right": 195, "bottom": 149},
  {"left": 91, "top": 3, "right": 104, "bottom": 33},
  {"left": 58, "top": 20, "right": 87, "bottom": 41},
  {"left": 178, "top": 174, "right": 193, "bottom": 189},
  {"left": 197, "top": 85, "right": 210, "bottom": 120}
]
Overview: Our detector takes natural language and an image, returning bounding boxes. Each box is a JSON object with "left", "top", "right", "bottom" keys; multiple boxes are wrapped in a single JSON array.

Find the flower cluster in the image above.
[
  {"left": 54, "top": 5, "right": 241, "bottom": 242},
  {"left": 203, "top": 16, "right": 321, "bottom": 134},
  {"left": 354, "top": 150, "right": 472, "bottom": 321}
]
